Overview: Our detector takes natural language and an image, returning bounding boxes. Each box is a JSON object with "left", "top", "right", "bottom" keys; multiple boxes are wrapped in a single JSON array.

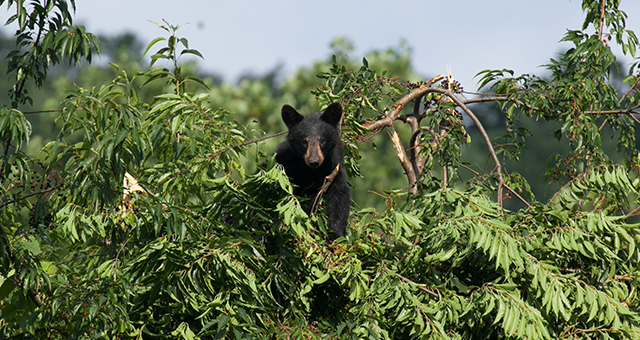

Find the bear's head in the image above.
[{"left": 281, "top": 103, "right": 342, "bottom": 169}]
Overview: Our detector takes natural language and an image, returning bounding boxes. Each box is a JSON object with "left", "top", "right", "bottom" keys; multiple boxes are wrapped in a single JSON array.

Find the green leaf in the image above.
[
  {"left": 143, "top": 37, "right": 167, "bottom": 57},
  {"left": 180, "top": 49, "right": 204, "bottom": 59},
  {"left": 0, "top": 279, "right": 16, "bottom": 301}
]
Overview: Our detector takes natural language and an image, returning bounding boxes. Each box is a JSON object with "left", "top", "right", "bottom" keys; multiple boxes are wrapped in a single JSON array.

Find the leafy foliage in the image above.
[
  {"left": 1, "top": 0, "right": 100, "bottom": 107},
  {"left": 2, "top": 0, "right": 640, "bottom": 339}
]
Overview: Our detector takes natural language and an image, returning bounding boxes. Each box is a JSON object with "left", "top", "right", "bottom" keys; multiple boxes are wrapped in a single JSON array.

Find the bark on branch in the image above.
[
  {"left": 311, "top": 164, "right": 340, "bottom": 216},
  {"left": 364, "top": 80, "right": 520, "bottom": 210}
]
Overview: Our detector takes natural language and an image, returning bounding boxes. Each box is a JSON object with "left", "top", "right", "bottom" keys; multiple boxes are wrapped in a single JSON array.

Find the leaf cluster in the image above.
[{"left": 2, "top": 0, "right": 100, "bottom": 107}]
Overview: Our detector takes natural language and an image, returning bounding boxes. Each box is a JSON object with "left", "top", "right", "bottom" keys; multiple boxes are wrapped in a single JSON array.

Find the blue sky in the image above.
[{"left": 3, "top": 1, "right": 640, "bottom": 91}]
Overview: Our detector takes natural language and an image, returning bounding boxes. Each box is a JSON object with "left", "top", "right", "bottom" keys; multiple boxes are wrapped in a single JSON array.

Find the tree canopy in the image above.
[{"left": 2, "top": 1, "right": 640, "bottom": 339}]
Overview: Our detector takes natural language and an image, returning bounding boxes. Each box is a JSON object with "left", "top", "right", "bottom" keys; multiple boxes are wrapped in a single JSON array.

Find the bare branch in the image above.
[
  {"left": 366, "top": 85, "right": 513, "bottom": 209},
  {"left": 209, "top": 131, "right": 287, "bottom": 160},
  {"left": 0, "top": 184, "right": 62, "bottom": 210},
  {"left": 503, "top": 182, "right": 534, "bottom": 210},
  {"left": 584, "top": 109, "right": 640, "bottom": 115},
  {"left": 428, "top": 88, "right": 506, "bottom": 209},
  {"left": 462, "top": 96, "right": 509, "bottom": 105},
  {"left": 598, "top": 0, "right": 607, "bottom": 42},
  {"left": 388, "top": 128, "right": 418, "bottom": 196},
  {"left": 311, "top": 164, "right": 340, "bottom": 215},
  {"left": 365, "top": 75, "right": 444, "bottom": 131},
  {"left": 463, "top": 93, "right": 640, "bottom": 120},
  {"left": 21, "top": 109, "right": 63, "bottom": 115}
]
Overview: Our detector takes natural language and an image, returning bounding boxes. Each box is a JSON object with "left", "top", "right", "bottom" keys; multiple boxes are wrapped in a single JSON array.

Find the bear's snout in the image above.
[
  {"left": 306, "top": 157, "right": 321, "bottom": 168},
  {"left": 304, "top": 137, "right": 324, "bottom": 169}
]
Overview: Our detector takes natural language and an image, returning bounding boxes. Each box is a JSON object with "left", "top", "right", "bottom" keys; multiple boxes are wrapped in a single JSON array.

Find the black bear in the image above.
[{"left": 275, "top": 103, "right": 351, "bottom": 240}]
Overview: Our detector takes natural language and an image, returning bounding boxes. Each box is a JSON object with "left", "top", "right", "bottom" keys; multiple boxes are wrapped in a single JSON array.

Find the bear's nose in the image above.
[{"left": 307, "top": 158, "right": 321, "bottom": 168}]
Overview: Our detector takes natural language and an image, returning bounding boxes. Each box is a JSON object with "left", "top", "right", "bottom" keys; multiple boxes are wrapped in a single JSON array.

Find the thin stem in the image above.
[
  {"left": 209, "top": 131, "right": 287, "bottom": 160},
  {"left": 0, "top": 184, "right": 62, "bottom": 210},
  {"left": 430, "top": 88, "right": 506, "bottom": 209},
  {"left": 598, "top": 0, "right": 607, "bottom": 42},
  {"left": 503, "top": 182, "right": 534, "bottom": 210},
  {"left": 13, "top": 0, "right": 53, "bottom": 106},
  {"left": 365, "top": 75, "right": 444, "bottom": 131},
  {"left": 311, "top": 165, "right": 340, "bottom": 215}
]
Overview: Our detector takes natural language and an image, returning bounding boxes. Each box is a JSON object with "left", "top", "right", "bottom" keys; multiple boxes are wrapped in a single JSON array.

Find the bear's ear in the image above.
[
  {"left": 320, "top": 103, "right": 343, "bottom": 127},
  {"left": 281, "top": 105, "right": 304, "bottom": 129}
]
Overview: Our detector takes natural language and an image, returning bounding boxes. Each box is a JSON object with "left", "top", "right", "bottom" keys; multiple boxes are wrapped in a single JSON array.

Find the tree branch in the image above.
[
  {"left": 426, "top": 88, "right": 507, "bottom": 209},
  {"left": 209, "top": 131, "right": 287, "bottom": 160},
  {"left": 387, "top": 128, "right": 419, "bottom": 195},
  {"left": 463, "top": 93, "right": 640, "bottom": 121},
  {"left": 21, "top": 109, "right": 64, "bottom": 115},
  {"left": 365, "top": 75, "right": 444, "bottom": 131},
  {"left": 0, "top": 184, "right": 62, "bottom": 210},
  {"left": 311, "top": 164, "right": 340, "bottom": 215},
  {"left": 503, "top": 182, "right": 534, "bottom": 210},
  {"left": 364, "top": 84, "right": 512, "bottom": 208},
  {"left": 598, "top": 0, "right": 607, "bottom": 42}
]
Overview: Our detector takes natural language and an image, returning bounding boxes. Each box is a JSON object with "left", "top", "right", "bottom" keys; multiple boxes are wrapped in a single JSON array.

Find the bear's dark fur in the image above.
[{"left": 275, "top": 103, "right": 351, "bottom": 240}]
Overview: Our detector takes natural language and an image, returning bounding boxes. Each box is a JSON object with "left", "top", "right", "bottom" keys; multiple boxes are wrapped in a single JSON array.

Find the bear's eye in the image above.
[
  {"left": 319, "top": 138, "right": 325, "bottom": 146},
  {"left": 302, "top": 138, "right": 308, "bottom": 147}
]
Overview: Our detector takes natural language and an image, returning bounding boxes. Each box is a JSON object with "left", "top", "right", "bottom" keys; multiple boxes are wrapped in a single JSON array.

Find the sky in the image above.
[{"left": 3, "top": 0, "right": 640, "bottom": 92}]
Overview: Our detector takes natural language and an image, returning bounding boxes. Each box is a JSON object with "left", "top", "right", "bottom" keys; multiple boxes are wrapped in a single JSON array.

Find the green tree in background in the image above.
[{"left": 2, "top": 1, "right": 640, "bottom": 339}]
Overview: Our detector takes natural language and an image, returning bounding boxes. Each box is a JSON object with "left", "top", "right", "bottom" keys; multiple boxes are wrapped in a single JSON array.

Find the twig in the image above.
[
  {"left": 463, "top": 94, "right": 640, "bottom": 120},
  {"left": 462, "top": 96, "right": 509, "bottom": 105},
  {"left": 459, "top": 163, "right": 479, "bottom": 175},
  {"left": 396, "top": 274, "right": 439, "bottom": 298},
  {"left": 388, "top": 128, "right": 419, "bottom": 195},
  {"left": 21, "top": 109, "right": 63, "bottom": 115},
  {"left": 443, "top": 165, "right": 450, "bottom": 187},
  {"left": 0, "top": 184, "right": 62, "bottom": 210},
  {"left": 209, "top": 131, "right": 286, "bottom": 160},
  {"left": 429, "top": 88, "right": 507, "bottom": 210},
  {"left": 598, "top": 0, "right": 607, "bottom": 42},
  {"left": 624, "top": 204, "right": 640, "bottom": 218},
  {"left": 503, "top": 182, "right": 534, "bottom": 210},
  {"left": 564, "top": 327, "right": 623, "bottom": 339},
  {"left": 60, "top": 253, "right": 110, "bottom": 265},
  {"left": 115, "top": 237, "right": 131, "bottom": 270},
  {"left": 365, "top": 75, "right": 444, "bottom": 131},
  {"left": 627, "top": 112, "right": 640, "bottom": 125},
  {"left": 311, "top": 164, "right": 340, "bottom": 215},
  {"left": 365, "top": 85, "right": 509, "bottom": 209}
]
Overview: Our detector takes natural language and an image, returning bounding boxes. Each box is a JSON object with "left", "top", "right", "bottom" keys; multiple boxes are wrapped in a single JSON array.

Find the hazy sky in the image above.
[{"left": 3, "top": 1, "right": 640, "bottom": 91}]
